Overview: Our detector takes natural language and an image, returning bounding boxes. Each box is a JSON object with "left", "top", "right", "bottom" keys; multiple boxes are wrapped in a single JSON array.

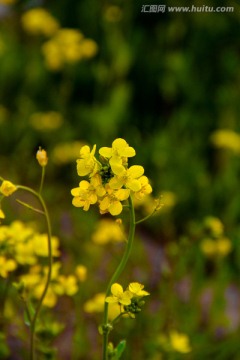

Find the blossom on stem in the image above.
[
  {"left": 134, "top": 176, "right": 152, "bottom": 200},
  {"left": 77, "top": 145, "right": 99, "bottom": 176},
  {"left": 105, "top": 283, "right": 132, "bottom": 306},
  {"left": 109, "top": 165, "right": 144, "bottom": 191},
  {"left": 0, "top": 180, "right": 17, "bottom": 197},
  {"left": 99, "top": 138, "right": 135, "bottom": 174},
  {"left": 128, "top": 282, "right": 150, "bottom": 297},
  {"left": 99, "top": 185, "right": 130, "bottom": 216}
]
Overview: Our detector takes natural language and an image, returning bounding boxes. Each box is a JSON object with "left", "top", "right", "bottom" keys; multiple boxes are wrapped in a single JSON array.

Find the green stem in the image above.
[
  {"left": 102, "top": 195, "right": 135, "bottom": 360},
  {"left": 135, "top": 208, "right": 157, "bottom": 225},
  {"left": 17, "top": 185, "right": 52, "bottom": 360},
  {"left": 39, "top": 167, "right": 45, "bottom": 195}
]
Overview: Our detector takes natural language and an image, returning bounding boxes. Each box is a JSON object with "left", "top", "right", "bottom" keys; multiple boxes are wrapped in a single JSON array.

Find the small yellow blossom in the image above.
[
  {"left": 36, "top": 148, "right": 48, "bottom": 167},
  {"left": 0, "top": 180, "right": 17, "bottom": 197},
  {"left": 99, "top": 186, "right": 130, "bottom": 216},
  {"left": 134, "top": 176, "right": 152, "bottom": 200},
  {"left": 0, "top": 256, "right": 17, "bottom": 278},
  {"left": 99, "top": 138, "right": 135, "bottom": 173},
  {"left": 77, "top": 145, "right": 99, "bottom": 176},
  {"left": 128, "top": 282, "right": 150, "bottom": 297},
  {"left": 80, "top": 38, "right": 98, "bottom": 58},
  {"left": 211, "top": 129, "right": 240, "bottom": 154},
  {"left": 21, "top": 8, "right": 59, "bottom": 36},
  {"left": 169, "top": 331, "right": 191, "bottom": 353},
  {"left": 71, "top": 180, "right": 105, "bottom": 211},
  {"left": 105, "top": 283, "right": 133, "bottom": 306},
  {"left": 75, "top": 265, "right": 87, "bottom": 282},
  {"left": 204, "top": 216, "right": 224, "bottom": 237},
  {"left": 109, "top": 165, "right": 144, "bottom": 191}
]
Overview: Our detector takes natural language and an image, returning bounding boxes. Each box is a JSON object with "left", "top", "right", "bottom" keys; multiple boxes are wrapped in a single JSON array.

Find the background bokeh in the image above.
[{"left": 1, "top": 0, "right": 240, "bottom": 359}]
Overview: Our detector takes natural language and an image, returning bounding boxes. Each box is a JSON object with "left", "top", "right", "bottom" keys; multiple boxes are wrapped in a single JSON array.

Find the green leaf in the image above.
[{"left": 115, "top": 340, "right": 126, "bottom": 359}]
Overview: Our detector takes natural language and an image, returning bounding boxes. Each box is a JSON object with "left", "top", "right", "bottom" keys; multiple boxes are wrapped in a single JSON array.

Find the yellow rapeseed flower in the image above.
[
  {"left": 211, "top": 129, "right": 240, "bottom": 154},
  {"left": 0, "top": 180, "right": 17, "bottom": 197},
  {"left": 99, "top": 185, "right": 130, "bottom": 216},
  {"left": 75, "top": 265, "right": 87, "bottom": 282},
  {"left": 128, "top": 282, "right": 150, "bottom": 297},
  {"left": 92, "top": 219, "right": 125, "bottom": 244},
  {"left": 71, "top": 180, "right": 104, "bottom": 211},
  {"left": 169, "top": 331, "right": 191, "bottom": 353},
  {"left": 105, "top": 283, "right": 133, "bottom": 306},
  {"left": 30, "top": 111, "right": 63, "bottom": 131},
  {"left": 134, "top": 176, "right": 152, "bottom": 200},
  {"left": 109, "top": 165, "right": 144, "bottom": 191},
  {"left": 0, "top": 256, "right": 17, "bottom": 278},
  {"left": 21, "top": 8, "right": 59, "bottom": 36},
  {"left": 76, "top": 145, "right": 99, "bottom": 176},
  {"left": 99, "top": 138, "right": 135, "bottom": 174}
]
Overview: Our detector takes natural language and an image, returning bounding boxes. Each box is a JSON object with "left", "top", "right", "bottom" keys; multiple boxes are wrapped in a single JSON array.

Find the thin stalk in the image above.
[
  {"left": 39, "top": 167, "right": 45, "bottom": 195},
  {"left": 102, "top": 195, "right": 135, "bottom": 360},
  {"left": 17, "top": 185, "right": 52, "bottom": 360}
]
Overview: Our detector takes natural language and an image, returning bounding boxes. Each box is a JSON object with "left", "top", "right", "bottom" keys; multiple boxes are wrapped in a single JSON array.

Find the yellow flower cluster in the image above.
[
  {"left": 71, "top": 138, "right": 152, "bottom": 216},
  {"left": 42, "top": 28, "right": 98, "bottom": 71},
  {"left": 158, "top": 330, "right": 192, "bottom": 353},
  {"left": 30, "top": 111, "right": 63, "bottom": 131},
  {"left": 21, "top": 8, "right": 59, "bottom": 37},
  {"left": 92, "top": 219, "right": 125, "bottom": 244},
  {"left": 105, "top": 282, "right": 149, "bottom": 318},
  {"left": 0, "top": 221, "right": 87, "bottom": 306},
  {"left": 211, "top": 129, "right": 240, "bottom": 154},
  {"left": 200, "top": 216, "right": 232, "bottom": 258},
  {"left": 21, "top": 7, "right": 98, "bottom": 71}
]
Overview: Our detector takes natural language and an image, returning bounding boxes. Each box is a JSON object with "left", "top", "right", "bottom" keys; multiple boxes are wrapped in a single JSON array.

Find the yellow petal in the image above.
[{"left": 111, "top": 283, "right": 123, "bottom": 296}]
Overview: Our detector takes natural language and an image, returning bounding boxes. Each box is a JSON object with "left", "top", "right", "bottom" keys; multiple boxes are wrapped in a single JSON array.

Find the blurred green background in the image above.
[{"left": 1, "top": 0, "right": 240, "bottom": 359}]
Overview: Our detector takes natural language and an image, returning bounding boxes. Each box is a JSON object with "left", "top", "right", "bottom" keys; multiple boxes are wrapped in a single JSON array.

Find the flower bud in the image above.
[{"left": 36, "top": 148, "right": 48, "bottom": 167}]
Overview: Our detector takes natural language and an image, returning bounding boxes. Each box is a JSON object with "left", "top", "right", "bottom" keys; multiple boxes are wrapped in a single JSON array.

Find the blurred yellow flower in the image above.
[
  {"left": 30, "top": 111, "right": 63, "bottom": 131},
  {"left": 52, "top": 141, "right": 84, "bottom": 165},
  {"left": 75, "top": 265, "right": 87, "bottom": 282},
  {"left": 211, "top": 129, "right": 240, "bottom": 154},
  {"left": 200, "top": 237, "right": 232, "bottom": 257},
  {"left": 92, "top": 219, "right": 125, "bottom": 245},
  {"left": 33, "top": 234, "right": 60, "bottom": 257},
  {"left": 53, "top": 275, "right": 78, "bottom": 296},
  {"left": 21, "top": 8, "right": 59, "bottom": 36},
  {"left": 204, "top": 216, "right": 224, "bottom": 237},
  {"left": 42, "top": 28, "right": 98, "bottom": 71},
  {"left": 104, "top": 5, "right": 122, "bottom": 22},
  {"left": 169, "top": 331, "right": 191, "bottom": 353},
  {"left": 0, "top": 256, "right": 17, "bottom": 278},
  {"left": 84, "top": 292, "right": 121, "bottom": 320},
  {"left": 0, "top": 180, "right": 17, "bottom": 197}
]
